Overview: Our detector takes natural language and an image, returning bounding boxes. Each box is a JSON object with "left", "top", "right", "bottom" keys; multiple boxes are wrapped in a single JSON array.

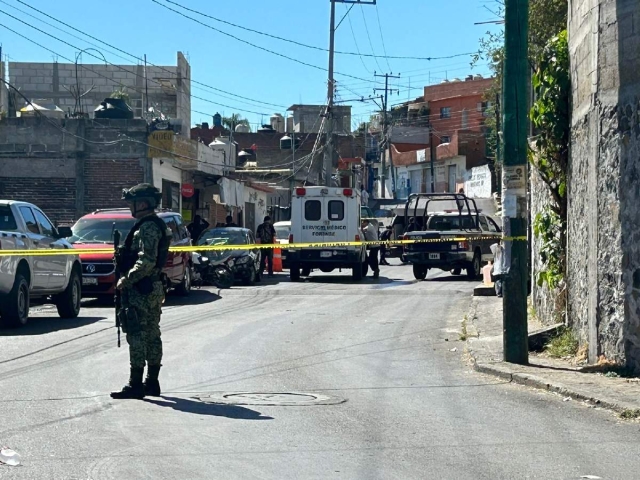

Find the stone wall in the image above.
[
  {"left": 530, "top": 167, "right": 563, "bottom": 326},
  {"left": 567, "top": 0, "right": 640, "bottom": 369}
]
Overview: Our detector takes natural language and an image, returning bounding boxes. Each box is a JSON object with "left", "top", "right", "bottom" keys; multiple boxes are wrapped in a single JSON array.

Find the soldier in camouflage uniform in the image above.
[{"left": 111, "top": 183, "right": 171, "bottom": 400}]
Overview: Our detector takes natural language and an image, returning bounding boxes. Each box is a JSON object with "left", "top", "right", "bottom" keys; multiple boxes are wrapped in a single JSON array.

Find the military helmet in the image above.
[{"left": 122, "top": 183, "right": 162, "bottom": 206}]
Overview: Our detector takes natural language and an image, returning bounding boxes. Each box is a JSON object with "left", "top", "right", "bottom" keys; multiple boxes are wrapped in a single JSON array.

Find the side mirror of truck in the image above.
[{"left": 56, "top": 226, "right": 73, "bottom": 238}]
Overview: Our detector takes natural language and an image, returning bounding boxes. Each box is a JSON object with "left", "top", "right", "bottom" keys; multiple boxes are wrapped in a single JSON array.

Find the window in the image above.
[
  {"left": 440, "top": 107, "right": 451, "bottom": 119},
  {"left": 0, "top": 206, "right": 18, "bottom": 231},
  {"left": 19, "top": 207, "right": 39, "bottom": 234},
  {"left": 174, "top": 215, "right": 189, "bottom": 239},
  {"left": 33, "top": 209, "right": 55, "bottom": 236},
  {"left": 478, "top": 216, "right": 489, "bottom": 231},
  {"left": 441, "top": 135, "right": 451, "bottom": 143},
  {"left": 305, "top": 200, "right": 321, "bottom": 221},
  {"left": 161, "top": 179, "right": 180, "bottom": 211},
  {"left": 163, "top": 217, "right": 180, "bottom": 241},
  {"left": 487, "top": 217, "right": 501, "bottom": 233},
  {"left": 328, "top": 200, "right": 344, "bottom": 221}
]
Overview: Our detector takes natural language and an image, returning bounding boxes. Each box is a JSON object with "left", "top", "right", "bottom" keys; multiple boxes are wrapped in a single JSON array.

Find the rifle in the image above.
[{"left": 113, "top": 229, "right": 122, "bottom": 348}]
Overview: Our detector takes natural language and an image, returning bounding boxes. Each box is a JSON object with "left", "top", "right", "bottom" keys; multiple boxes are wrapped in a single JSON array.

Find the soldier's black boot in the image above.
[
  {"left": 144, "top": 365, "right": 161, "bottom": 397},
  {"left": 110, "top": 367, "right": 145, "bottom": 399}
]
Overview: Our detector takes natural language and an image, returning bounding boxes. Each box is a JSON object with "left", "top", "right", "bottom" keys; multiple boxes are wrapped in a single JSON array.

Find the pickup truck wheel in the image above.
[
  {"left": 451, "top": 268, "right": 462, "bottom": 276},
  {"left": 56, "top": 269, "right": 82, "bottom": 319},
  {"left": 2, "top": 273, "right": 30, "bottom": 327},
  {"left": 290, "top": 265, "right": 301, "bottom": 282},
  {"left": 467, "top": 253, "right": 482, "bottom": 280},
  {"left": 413, "top": 264, "right": 428, "bottom": 281},
  {"left": 352, "top": 262, "right": 364, "bottom": 281},
  {"left": 176, "top": 265, "right": 192, "bottom": 296}
]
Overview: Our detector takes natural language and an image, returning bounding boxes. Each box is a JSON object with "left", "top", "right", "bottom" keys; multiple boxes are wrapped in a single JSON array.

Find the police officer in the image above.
[{"left": 111, "top": 183, "right": 171, "bottom": 400}]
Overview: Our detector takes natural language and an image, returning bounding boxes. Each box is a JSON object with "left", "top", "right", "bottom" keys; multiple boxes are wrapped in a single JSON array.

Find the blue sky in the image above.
[{"left": 0, "top": 0, "right": 501, "bottom": 129}]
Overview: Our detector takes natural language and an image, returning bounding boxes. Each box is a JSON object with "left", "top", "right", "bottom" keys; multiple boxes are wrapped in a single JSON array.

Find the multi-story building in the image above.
[
  {"left": 7, "top": 52, "right": 191, "bottom": 136},
  {"left": 287, "top": 104, "right": 351, "bottom": 134},
  {"left": 381, "top": 75, "right": 494, "bottom": 200}
]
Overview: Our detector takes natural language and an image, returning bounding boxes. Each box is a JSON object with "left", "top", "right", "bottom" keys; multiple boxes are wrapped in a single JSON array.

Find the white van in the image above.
[{"left": 288, "top": 186, "right": 367, "bottom": 281}]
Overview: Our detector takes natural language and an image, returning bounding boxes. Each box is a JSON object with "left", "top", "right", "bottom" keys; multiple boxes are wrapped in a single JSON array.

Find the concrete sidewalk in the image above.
[{"left": 466, "top": 296, "right": 640, "bottom": 416}]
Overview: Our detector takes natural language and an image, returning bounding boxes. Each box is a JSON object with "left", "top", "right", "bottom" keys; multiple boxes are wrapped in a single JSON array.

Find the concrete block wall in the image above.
[
  {"left": 567, "top": 0, "right": 640, "bottom": 369},
  {"left": 8, "top": 55, "right": 186, "bottom": 122}
]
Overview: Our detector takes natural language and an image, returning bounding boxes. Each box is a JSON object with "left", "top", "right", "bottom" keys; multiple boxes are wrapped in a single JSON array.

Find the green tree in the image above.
[
  {"left": 471, "top": 0, "right": 568, "bottom": 163},
  {"left": 222, "top": 113, "right": 249, "bottom": 130}
]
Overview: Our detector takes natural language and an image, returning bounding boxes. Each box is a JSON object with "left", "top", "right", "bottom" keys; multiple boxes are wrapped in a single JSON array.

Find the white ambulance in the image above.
[{"left": 288, "top": 186, "right": 367, "bottom": 281}]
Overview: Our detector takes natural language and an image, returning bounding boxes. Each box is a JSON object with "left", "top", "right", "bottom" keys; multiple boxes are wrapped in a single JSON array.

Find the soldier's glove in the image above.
[{"left": 116, "top": 277, "right": 131, "bottom": 290}]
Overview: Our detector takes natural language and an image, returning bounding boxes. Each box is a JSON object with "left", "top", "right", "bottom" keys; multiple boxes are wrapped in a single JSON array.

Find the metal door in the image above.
[
  {"left": 33, "top": 208, "right": 67, "bottom": 290},
  {"left": 448, "top": 165, "right": 457, "bottom": 193},
  {"left": 18, "top": 206, "right": 49, "bottom": 290}
]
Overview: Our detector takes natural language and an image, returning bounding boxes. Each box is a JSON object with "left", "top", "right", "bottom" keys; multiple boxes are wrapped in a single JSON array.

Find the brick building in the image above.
[{"left": 0, "top": 117, "right": 148, "bottom": 224}]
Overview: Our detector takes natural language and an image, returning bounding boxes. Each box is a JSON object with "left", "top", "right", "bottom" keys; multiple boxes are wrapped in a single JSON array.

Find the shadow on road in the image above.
[
  {"left": 82, "top": 289, "right": 221, "bottom": 309},
  {"left": 0, "top": 315, "right": 107, "bottom": 336},
  {"left": 145, "top": 396, "right": 273, "bottom": 420},
  {"left": 426, "top": 275, "right": 474, "bottom": 283},
  {"left": 165, "top": 289, "right": 222, "bottom": 307},
  {"left": 298, "top": 275, "right": 396, "bottom": 285}
]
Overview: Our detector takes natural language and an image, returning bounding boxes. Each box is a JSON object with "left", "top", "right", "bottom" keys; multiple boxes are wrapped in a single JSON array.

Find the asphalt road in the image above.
[{"left": 1, "top": 263, "right": 640, "bottom": 479}]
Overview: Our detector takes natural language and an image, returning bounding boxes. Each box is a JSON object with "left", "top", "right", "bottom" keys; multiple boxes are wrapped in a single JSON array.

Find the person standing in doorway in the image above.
[
  {"left": 256, "top": 215, "right": 276, "bottom": 277},
  {"left": 361, "top": 219, "right": 380, "bottom": 279},
  {"left": 361, "top": 185, "right": 370, "bottom": 206}
]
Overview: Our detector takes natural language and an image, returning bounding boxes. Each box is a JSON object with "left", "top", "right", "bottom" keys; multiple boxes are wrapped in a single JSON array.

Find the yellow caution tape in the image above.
[{"left": 0, "top": 235, "right": 527, "bottom": 257}]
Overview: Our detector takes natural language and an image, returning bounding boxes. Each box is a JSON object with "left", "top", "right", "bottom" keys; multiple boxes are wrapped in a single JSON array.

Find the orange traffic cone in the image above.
[{"left": 273, "top": 248, "right": 283, "bottom": 272}]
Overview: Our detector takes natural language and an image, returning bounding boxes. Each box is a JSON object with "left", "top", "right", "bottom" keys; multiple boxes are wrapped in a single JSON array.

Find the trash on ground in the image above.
[
  {"left": 0, "top": 447, "right": 21, "bottom": 466},
  {"left": 449, "top": 347, "right": 457, "bottom": 352}
]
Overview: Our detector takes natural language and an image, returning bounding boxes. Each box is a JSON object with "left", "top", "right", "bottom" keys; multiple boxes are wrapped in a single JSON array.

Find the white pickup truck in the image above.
[{"left": 0, "top": 200, "right": 82, "bottom": 327}]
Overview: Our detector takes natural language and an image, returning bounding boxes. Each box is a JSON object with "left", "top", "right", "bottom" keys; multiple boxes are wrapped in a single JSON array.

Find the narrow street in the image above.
[{"left": 0, "top": 264, "right": 639, "bottom": 479}]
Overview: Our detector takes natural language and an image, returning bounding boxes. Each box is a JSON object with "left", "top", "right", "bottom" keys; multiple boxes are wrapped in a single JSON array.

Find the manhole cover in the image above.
[{"left": 194, "top": 392, "right": 346, "bottom": 406}]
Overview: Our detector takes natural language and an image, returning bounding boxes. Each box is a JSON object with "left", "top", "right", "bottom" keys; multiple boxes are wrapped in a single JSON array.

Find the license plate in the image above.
[
  {"left": 320, "top": 251, "right": 332, "bottom": 258},
  {"left": 82, "top": 277, "right": 98, "bottom": 286},
  {"left": 429, "top": 253, "right": 440, "bottom": 260}
]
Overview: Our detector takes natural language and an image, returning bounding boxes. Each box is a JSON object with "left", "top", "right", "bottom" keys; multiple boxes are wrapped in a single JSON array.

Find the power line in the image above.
[
  {"left": 10, "top": 0, "right": 285, "bottom": 110},
  {"left": 345, "top": 4, "right": 372, "bottom": 74},
  {"left": 374, "top": 3, "right": 393, "bottom": 72},
  {"left": 0, "top": 13, "right": 271, "bottom": 116},
  {"left": 150, "top": 0, "right": 368, "bottom": 84},
  {"left": 157, "top": 0, "right": 474, "bottom": 62},
  {"left": 359, "top": 4, "right": 383, "bottom": 72}
]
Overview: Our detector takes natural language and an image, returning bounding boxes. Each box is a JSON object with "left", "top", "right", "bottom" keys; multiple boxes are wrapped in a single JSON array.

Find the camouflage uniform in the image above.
[
  {"left": 121, "top": 218, "right": 166, "bottom": 370},
  {"left": 111, "top": 183, "right": 170, "bottom": 400}
]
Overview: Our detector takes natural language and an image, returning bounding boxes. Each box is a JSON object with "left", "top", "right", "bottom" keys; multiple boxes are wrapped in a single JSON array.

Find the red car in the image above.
[{"left": 70, "top": 209, "right": 193, "bottom": 299}]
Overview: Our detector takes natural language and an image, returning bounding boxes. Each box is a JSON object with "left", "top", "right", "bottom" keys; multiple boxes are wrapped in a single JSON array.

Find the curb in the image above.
[
  {"left": 469, "top": 354, "right": 636, "bottom": 415},
  {"left": 465, "top": 297, "right": 639, "bottom": 416}
]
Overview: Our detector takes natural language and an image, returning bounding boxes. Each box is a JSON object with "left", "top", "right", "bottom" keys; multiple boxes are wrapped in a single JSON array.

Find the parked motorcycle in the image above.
[{"left": 192, "top": 252, "right": 234, "bottom": 289}]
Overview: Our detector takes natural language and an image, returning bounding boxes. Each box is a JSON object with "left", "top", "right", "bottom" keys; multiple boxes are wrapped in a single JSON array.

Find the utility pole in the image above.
[
  {"left": 144, "top": 54, "right": 149, "bottom": 115},
  {"left": 324, "top": 0, "right": 377, "bottom": 187},
  {"left": 374, "top": 72, "right": 400, "bottom": 198},
  {"left": 429, "top": 130, "right": 436, "bottom": 192},
  {"left": 502, "top": 0, "right": 529, "bottom": 365}
]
